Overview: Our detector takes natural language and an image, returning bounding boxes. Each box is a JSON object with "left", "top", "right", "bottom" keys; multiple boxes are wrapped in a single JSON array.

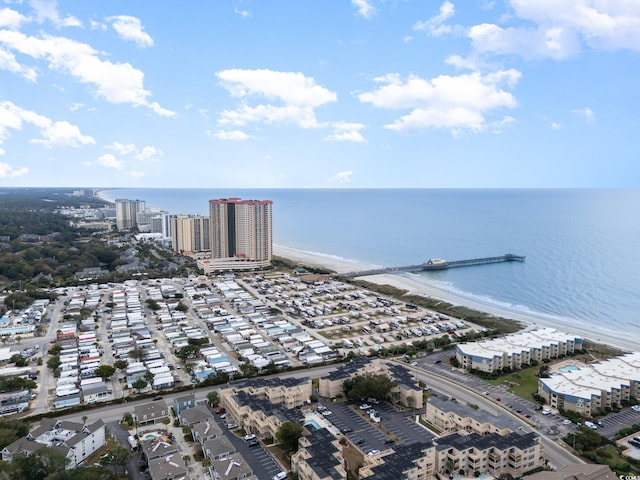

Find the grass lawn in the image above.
[{"left": 484, "top": 365, "right": 541, "bottom": 400}]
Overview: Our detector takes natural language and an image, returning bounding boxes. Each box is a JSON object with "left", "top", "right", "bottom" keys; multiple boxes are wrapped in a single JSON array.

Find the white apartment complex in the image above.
[
  {"left": 456, "top": 328, "right": 583, "bottom": 373},
  {"left": 538, "top": 352, "right": 640, "bottom": 417},
  {"left": 208, "top": 197, "right": 273, "bottom": 271}
]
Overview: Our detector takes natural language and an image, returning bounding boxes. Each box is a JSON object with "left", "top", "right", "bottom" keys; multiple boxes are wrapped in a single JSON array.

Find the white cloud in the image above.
[
  {"left": 445, "top": 54, "right": 481, "bottom": 71},
  {"left": 101, "top": 142, "right": 162, "bottom": 176},
  {"left": 97, "top": 153, "right": 124, "bottom": 170},
  {"left": 108, "top": 15, "right": 154, "bottom": 48},
  {"left": 0, "top": 7, "right": 28, "bottom": 29},
  {"left": 551, "top": 121, "right": 562, "bottom": 130},
  {"left": 218, "top": 104, "right": 322, "bottom": 129},
  {"left": 106, "top": 142, "right": 136, "bottom": 155},
  {"left": 352, "top": 0, "right": 377, "bottom": 20},
  {"left": 331, "top": 170, "right": 353, "bottom": 183},
  {"left": 0, "top": 100, "right": 94, "bottom": 148},
  {"left": 469, "top": 23, "right": 580, "bottom": 59},
  {"left": 89, "top": 19, "right": 107, "bottom": 31},
  {"left": 0, "top": 30, "right": 174, "bottom": 116},
  {"left": 325, "top": 122, "right": 366, "bottom": 143},
  {"left": 572, "top": 106, "right": 595, "bottom": 123},
  {"left": 234, "top": 8, "right": 251, "bottom": 18},
  {"left": 135, "top": 145, "right": 162, "bottom": 161},
  {"left": 211, "top": 129, "right": 251, "bottom": 141},
  {"left": 217, "top": 69, "right": 336, "bottom": 107},
  {"left": 413, "top": 1, "right": 456, "bottom": 37},
  {"left": 31, "top": 120, "right": 95, "bottom": 147},
  {"left": 0, "top": 161, "right": 28, "bottom": 177},
  {"left": 29, "top": 0, "right": 81, "bottom": 27},
  {"left": 358, "top": 70, "right": 520, "bottom": 134},
  {"left": 216, "top": 69, "right": 337, "bottom": 129},
  {"left": 468, "top": 0, "right": 640, "bottom": 60},
  {"left": 0, "top": 46, "right": 37, "bottom": 80}
]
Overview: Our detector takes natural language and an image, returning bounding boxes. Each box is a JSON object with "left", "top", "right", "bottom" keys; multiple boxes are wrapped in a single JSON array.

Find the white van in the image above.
[
  {"left": 272, "top": 472, "right": 287, "bottom": 480},
  {"left": 584, "top": 421, "right": 598, "bottom": 430},
  {"left": 542, "top": 408, "right": 552, "bottom": 415}
]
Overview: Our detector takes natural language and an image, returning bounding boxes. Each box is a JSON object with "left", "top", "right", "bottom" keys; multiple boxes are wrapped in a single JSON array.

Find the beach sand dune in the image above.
[{"left": 274, "top": 245, "right": 637, "bottom": 352}]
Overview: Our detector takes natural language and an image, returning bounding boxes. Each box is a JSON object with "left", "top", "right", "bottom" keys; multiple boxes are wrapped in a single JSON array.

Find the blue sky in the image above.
[{"left": 0, "top": 0, "right": 638, "bottom": 188}]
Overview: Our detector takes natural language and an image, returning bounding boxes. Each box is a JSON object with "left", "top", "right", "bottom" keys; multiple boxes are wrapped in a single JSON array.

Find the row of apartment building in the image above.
[{"left": 456, "top": 327, "right": 583, "bottom": 373}]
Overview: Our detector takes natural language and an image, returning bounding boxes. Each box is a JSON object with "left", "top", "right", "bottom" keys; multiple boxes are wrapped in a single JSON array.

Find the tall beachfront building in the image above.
[
  {"left": 115, "top": 199, "right": 146, "bottom": 231},
  {"left": 208, "top": 197, "right": 273, "bottom": 270},
  {"left": 170, "top": 215, "right": 210, "bottom": 254}
]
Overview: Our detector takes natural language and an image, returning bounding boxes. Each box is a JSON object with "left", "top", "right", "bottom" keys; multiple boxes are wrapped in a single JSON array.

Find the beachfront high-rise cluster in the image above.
[{"left": 207, "top": 197, "right": 273, "bottom": 271}]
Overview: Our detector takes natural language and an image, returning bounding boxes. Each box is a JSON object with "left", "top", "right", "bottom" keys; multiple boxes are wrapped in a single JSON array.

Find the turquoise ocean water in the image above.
[{"left": 102, "top": 188, "right": 640, "bottom": 342}]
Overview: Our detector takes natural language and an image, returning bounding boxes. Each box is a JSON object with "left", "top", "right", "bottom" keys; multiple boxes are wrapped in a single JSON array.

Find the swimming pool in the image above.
[
  {"left": 305, "top": 419, "right": 322, "bottom": 430},
  {"left": 559, "top": 365, "right": 580, "bottom": 373}
]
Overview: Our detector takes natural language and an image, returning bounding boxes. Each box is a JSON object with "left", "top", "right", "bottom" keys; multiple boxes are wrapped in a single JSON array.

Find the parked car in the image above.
[
  {"left": 227, "top": 423, "right": 238, "bottom": 430},
  {"left": 243, "top": 434, "right": 256, "bottom": 441},
  {"left": 153, "top": 396, "right": 163, "bottom": 401},
  {"left": 215, "top": 408, "right": 226, "bottom": 414},
  {"left": 247, "top": 439, "right": 259, "bottom": 447}
]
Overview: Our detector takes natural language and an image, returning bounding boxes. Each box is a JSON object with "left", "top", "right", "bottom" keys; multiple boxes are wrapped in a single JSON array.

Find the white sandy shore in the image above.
[{"left": 274, "top": 245, "right": 638, "bottom": 352}]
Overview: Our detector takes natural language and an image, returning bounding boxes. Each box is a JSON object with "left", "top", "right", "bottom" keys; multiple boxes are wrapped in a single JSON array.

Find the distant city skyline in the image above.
[{"left": 1, "top": 1, "right": 638, "bottom": 188}]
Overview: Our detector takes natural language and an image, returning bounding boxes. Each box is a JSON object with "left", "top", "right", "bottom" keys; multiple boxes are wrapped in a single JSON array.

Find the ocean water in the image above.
[{"left": 103, "top": 188, "right": 640, "bottom": 340}]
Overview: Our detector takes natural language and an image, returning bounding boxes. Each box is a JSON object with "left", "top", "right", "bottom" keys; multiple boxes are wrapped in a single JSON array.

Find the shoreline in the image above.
[{"left": 274, "top": 245, "right": 639, "bottom": 353}]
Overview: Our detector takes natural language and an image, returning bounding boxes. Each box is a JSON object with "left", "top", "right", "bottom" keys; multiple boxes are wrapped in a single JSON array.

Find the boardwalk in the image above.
[{"left": 336, "top": 254, "right": 525, "bottom": 278}]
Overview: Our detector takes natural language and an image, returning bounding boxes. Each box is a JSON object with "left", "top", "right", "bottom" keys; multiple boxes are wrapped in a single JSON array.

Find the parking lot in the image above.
[{"left": 313, "top": 397, "right": 434, "bottom": 455}]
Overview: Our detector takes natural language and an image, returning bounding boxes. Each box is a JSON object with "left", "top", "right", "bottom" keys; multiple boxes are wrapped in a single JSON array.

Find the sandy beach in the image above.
[{"left": 274, "top": 245, "right": 639, "bottom": 353}]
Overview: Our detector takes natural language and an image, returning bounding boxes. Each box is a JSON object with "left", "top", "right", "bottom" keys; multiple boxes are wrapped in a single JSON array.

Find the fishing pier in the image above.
[{"left": 336, "top": 254, "right": 525, "bottom": 278}]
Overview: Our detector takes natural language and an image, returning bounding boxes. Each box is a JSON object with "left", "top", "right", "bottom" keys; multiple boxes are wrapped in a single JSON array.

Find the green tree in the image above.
[
  {"left": 94, "top": 364, "right": 116, "bottom": 381},
  {"left": 47, "top": 355, "right": 61, "bottom": 370},
  {"left": 276, "top": 421, "right": 303, "bottom": 453},
  {"left": 239, "top": 361, "right": 259, "bottom": 378},
  {"left": 114, "top": 359, "right": 129, "bottom": 371},
  {"left": 207, "top": 390, "right": 219, "bottom": 406},
  {"left": 129, "top": 348, "right": 146, "bottom": 361},
  {"left": 343, "top": 373, "right": 395, "bottom": 400},
  {"left": 175, "top": 301, "right": 188, "bottom": 312},
  {"left": 100, "top": 444, "right": 130, "bottom": 476},
  {"left": 132, "top": 378, "right": 148, "bottom": 393},
  {"left": 176, "top": 345, "right": 199, "bottom": 361},
  {"left": 10, "top": 354, "right": 28, "bottom": 367}
]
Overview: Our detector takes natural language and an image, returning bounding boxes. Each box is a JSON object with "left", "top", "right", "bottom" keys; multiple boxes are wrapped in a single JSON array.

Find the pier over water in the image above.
[{"left": 336, "top": 254, "right": 525, "bottom": 278}]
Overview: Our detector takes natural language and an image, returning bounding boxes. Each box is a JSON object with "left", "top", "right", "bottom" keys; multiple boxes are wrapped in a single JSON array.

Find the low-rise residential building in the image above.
[
  {"left": 192, "top": 419, "right": 223, "bottom": 445},
  {"left": 173, "top": 394, "right": 196, "bottom": 416},
  {"left": 1, "top": 419, "right": 106, "bottom": 469},
  {"left": 292, "top": 428, "right": 347, "bottom": 480},
  {"left": 222, "top": 390, "right": 301, "bottom": 440},
  {"left": 424, "top": 396, "right": 522, "bottom": 435},
  {"left": 456, "top": 328, "right": 582, "bottom": 373},
  {"left": 180, "top": 404, "right": 213, "bottom": 427},
  {"left": 318, "top": 357, "right": 424, "bottom": 408},
  {"left": 203, "top": 436, "right": 236, "bottom": 461},
  {"left": 434, "top": 431, "right": 544, "bottom": 478},
  {"left": 209, "top": 452, "right": 257, "bottom": 480},
  {"left": 148, "top": 453, "right": 188, "bottom": 480},
  {"left": 538, "top": 354, "right": 640, "bottom": 417},
  {"left": 134, "top": 401, "right": 170, "bottom": 427},
  {"left": 359, "top": 442, "right": 435, "bottom": 480}
]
